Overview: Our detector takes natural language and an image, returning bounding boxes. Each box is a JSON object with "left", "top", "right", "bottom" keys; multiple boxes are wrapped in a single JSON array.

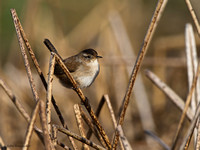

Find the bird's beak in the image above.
[{"left": 97, "top": 55, "right": 103, "bottom": 59}]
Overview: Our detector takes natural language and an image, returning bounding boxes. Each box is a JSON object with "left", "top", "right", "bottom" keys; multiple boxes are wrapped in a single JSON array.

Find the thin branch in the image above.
[
  {"left": 10, "top": 8, "right": 39, "bottom": 103},
  {"left": 81, "top": 109, "right": 99, "bottom": 138},
  {"left": 104, "top": 95, "right": 117, "bottom": 128},
  {"left": 145, "top": 130, "right": 170, "bottom": 150},
  {"left": 52, "top": 124, "right": 72, "bottom": 150},
  {"left": 185, "top": 23, "right": 199, "bottom": 144},
  {"left": 180, "top": 103, "right": 200, "bottom": 149},
  {"left": 57, "top": 141, "right": 72, "bottom": 150},
  {"left": 0, "top": 78, "right": 30, "bottom": 122},
  {"left": 10, "top": 9, "right": 78, "bottom": 149},
  {"left": 46, "top": 53, "right": 56, "bottom": 133},
  {"left": 44, "top": 39, "right": 111, "bottom": 149},
  {"left": 52, "top": 124, "right": 58, "bottom": 147},
  {"left": 74, "top": 104, "right": 90, "bottom": 150},
  {"left": 185, "top": 23, "right": 199, "bottom": 113},
  {"left": 117, "top": 125, "right": 132, "bottom": 150},
  {"left": 44, "top": 39, "right": 63, "bottom": 61},
  {"left": 86, "top": 96, "right": 105, "bottom": 140},
  {"left": 40, "top": 101, "right": 55, "bottom": 150},
  {"left": 23, "top": 101, "right": 40, "bottom": 150},
  {"left": 171, "top": 62, "right": 200, "bottom": 149},
  {"left": 0, "top": 78, "right": 44, "bottom": 142},
  {"left": 0, "top": 136, "right": 5, "bottom": 147},
  {"left": 145, "top": 70, "right": 194, "bottom": 120},
  {"left": 79, "top": 105, "right": 106, "bottom": 147},
  {"left": 12, "top": 8, "right": 66, "bottom": 131},
  {"left": 109, "top": 10, "right": 155, "bottom": 134},
  {"left": 104, "top": 95, "right": 124, "bottom": 150},
  {"left": 0, "top": 136, "right": 11, "bottom": 150},
  {"left": 56, "top": 125, "right": 106, "bottom": 150},
  {"left": 185, "top": 0, "right": 200, "bottom": 36},
  {"left": 74, "top": 104, "right": 87, "bottom": 138},
  {"left": 195, "top": 120, "right": 200, "bottom": 150},
  {"left": 112, "top": 0, "right": 168, "bottom": 148}
]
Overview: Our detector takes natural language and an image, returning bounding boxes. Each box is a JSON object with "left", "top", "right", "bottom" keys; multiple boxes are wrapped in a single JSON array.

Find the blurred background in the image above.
[{"left": 0, "top": 0, "right": 200, "bottom": 149}]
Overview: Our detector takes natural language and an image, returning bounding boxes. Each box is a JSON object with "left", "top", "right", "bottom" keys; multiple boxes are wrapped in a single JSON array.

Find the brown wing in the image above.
[
  {"left": 54, "top": 55, "right": 80, "bottom": 75},
  {"left": 63, "top": 56, "right": 80, "bottom": 72}
]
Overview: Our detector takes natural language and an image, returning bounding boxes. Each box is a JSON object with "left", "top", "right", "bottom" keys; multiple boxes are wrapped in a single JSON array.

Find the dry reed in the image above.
[
  {"left": 74, "top": 104, "right": 90, "bottom": 150},
  {"left": 171, "top": 63, "right": 200, "bottom": 149},
  {"left": 145, "top": 70, "right": 194, "bottom": 120},
  {"left": 3, "top": 0, "right": 200, "bottom": 149},
  {"left": 39, "top": 101, "right": 55, "bottom": 150},
  {"left": 23, "top": 100, "right": 40, "bottom": 150},
  {"left": 56, "top": 125, "right": 106, "bottom": 150},
  {"left": 46, "top": 53, "right": 56, "bottom": 134},
  {"left": 112, "top": 0, "right": 168, "bottom": 148}
]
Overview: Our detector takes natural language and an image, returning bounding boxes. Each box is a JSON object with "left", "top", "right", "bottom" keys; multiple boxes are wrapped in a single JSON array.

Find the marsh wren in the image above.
[{"left": 44, "top": 39, "right": 102, "bottom": 89}]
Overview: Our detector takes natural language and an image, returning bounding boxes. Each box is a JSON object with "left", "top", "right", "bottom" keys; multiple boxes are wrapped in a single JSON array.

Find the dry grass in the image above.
[{"left": 0, "top": 0, "right": 200, "bottom": 150}]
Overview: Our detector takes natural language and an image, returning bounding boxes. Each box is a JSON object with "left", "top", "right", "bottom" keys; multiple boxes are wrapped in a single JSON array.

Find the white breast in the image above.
[{"left": 72, "top": 59, "right": 100, "bottom": 88}]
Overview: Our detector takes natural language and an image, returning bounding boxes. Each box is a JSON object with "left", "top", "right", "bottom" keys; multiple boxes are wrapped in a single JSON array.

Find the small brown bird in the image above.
[
  {"left": 44, "top": 39, "right": 102, "bottom": 89},
  {"left": 54, "top": 49, "right": 102, "bottom": 89}
]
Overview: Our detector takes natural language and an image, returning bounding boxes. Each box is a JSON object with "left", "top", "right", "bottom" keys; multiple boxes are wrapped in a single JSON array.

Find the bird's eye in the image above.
[{"left": 83, "top": 55, "right": 92, "bottom": 59}]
